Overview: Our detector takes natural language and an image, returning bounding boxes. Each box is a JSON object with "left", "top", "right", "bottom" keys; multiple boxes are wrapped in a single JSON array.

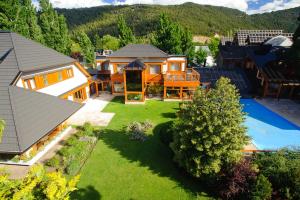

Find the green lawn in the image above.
[{"left": 72, "top": 97, "right": 213, "bottom": 200}]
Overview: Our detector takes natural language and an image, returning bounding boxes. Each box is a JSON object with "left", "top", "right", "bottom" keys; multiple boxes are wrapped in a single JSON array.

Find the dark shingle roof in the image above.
[
  {"left": 109, "top": 44, "right": 168, "bottom": 58},
  {"left": 10, "top": 32, "right": 75, "bottom": 72},
  {"left": 125, "top": 59, "right": 146, "bottom": 70},
  {"left": 0, "top": 32, "right": 81, "bottom": 153}
]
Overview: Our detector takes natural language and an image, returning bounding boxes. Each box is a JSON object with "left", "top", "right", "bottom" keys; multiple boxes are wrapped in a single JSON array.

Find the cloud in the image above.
[
  {"left": 248, "top": 0, "right": 300, "bottom": 14},
  {"left": 46, "top": 0, "right": 108, "bottom": 8},
  {"left": 113, "top": 0, "right": 249, "bottom": 11}
]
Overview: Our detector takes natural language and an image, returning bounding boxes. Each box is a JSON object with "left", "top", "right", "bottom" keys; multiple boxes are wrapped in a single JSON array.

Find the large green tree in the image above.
[
  {"left": 208, "top": 36, "right": 220, "bottom": 58},
  {"left": 95, "top": 34, "right": 120, "bottom": 51},
  {"left": 0, "top": 0, "right": 29, "bottom": 37},
  {"left": 195, "top": 48, "right": 208, "bottom": 65},
  {"left": 74, "top": 31, "right": 95, "bottom": 64},
  {"left": 0, "top": 119, "right": 5, "bottom": 143},
  {"left": 22, "top": 0, "right": 44, "bottom": 43},
  {"left": 152, "top": 13, "right": 183, "bottom": 54},
  {"left": 117, "top": 16, "right": 135, "bottom": 47},
  {"left": 170, "top": 77, "right": 249, "bottom": 177},
  {"left": 39, "top": 0, "right": 71, "bottom": 55}
]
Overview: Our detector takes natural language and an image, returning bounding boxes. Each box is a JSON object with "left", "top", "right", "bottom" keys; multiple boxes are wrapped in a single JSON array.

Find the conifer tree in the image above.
[
  {"left": 74, "top": 31, "right": 95, "bottom": 64},
  {"left": 22, "top": 0, "right": 44, "bottom": 43},
  {"left": 117, "top": 16, "right": 135, "bottom": 47},
  {"left": 0, "top": 0, "right": 29, "bottom": 37},
  {"left": 57, "top": 14, "right": 71, "bottom": 55},
  {"left": 170, "top": 77, "right": 249, "bottom": 177}
]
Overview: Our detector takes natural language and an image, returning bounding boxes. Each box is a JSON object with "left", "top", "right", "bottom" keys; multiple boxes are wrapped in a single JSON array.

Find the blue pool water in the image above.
[{"left": 241, "top": 99, "right": 300, "bottom": 150}]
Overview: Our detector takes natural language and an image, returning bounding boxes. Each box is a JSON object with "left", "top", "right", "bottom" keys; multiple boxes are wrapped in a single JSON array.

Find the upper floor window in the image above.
[
  {"left": 43, "top": 75, "right": 49, "bottom": 86},
  {"left": 116, "top": 64, "right": 126, "bottom": 74},
  {"left": 169, "top": 63, "right": 181, "bottom": 71},
  {"left": 103, "top": 62, "right": 109, "bottom": 71},
  {"left": 58, "top": 71, "right": 63, "bottom": 81},
  {"left": 66, "top": 68, "right": 73, "bottom": 78},
  {"left": 24, "top": 78, "right": 36, "bottom": 90},
  {"left": 149, "top": 65, "right": 161, "bottom": 74}
]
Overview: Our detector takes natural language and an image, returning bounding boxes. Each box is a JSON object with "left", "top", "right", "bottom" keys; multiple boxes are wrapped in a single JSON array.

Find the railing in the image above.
[{"left": 163, "top": 68, "right": 200, "bottom": 82}]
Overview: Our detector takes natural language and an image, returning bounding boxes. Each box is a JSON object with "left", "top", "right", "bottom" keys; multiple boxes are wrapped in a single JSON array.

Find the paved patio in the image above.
[
  {"left": 68, "top": 93, "right": 115, "bottom": 126},
  {"left": 256, "top": 98, "right": 300, "bottom": 127}
]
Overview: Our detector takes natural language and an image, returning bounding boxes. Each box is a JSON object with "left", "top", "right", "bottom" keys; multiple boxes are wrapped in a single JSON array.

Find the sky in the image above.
[{"left": 31, "top": 0, "right": 300, "bottom": 14}]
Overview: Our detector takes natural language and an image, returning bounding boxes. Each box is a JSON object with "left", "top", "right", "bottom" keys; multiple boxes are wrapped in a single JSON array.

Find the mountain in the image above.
[{"left": 57, "top": 3, "right": 300, "bottom": 37}]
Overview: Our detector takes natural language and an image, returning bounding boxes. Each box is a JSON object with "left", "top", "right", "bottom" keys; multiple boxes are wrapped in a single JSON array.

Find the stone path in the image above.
[{"left": 68, "top": 93, "right": 115, "bottom": 126}]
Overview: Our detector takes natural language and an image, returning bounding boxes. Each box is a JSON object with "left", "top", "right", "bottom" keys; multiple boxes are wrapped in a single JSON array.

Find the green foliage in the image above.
[
  {"left": 152, "top": 13, "right": 183, "bottom": 54},
  {"left": 253, "top": 150, "right": 300, "bottom": 199},
  {"left": 126, "top": 120, "right": 153, "bottom": 141},
  {"left": 0, "top": 119, "right": 5, "bottom": 143},
  {"left": 158, "top": 121, "right": 174, "bottom": 146},
  {"left": 39, "top": 0, "right": 72, "bottom": 55},
  {"left": 95, "top": 34, "right": 120, "bottom": 50},
  {"left": 0, "top": 165, "right": 79, "bottom": 199},
  {"left": 74, "top": 31, "right": 95, "bottom": 64},
  {"left": 58, "top": 3, "right": 300, "bottom": 38},
  {"left": 251, "top": 174, "right": 272, "bottom": 200},
  {"left": 195, "top": 48, "right": 208, "bottom": 65},
  {"left": 208, "top": 36, "right": 220, "bottom": 58},
  {"left": 170, "top": 77, "right": 249, "bottom": 177},
  {"left": 46, "top": 155, "right": 61, "bottom": 168},
  {"left": 146, "top": 83, "right": 163, "bottom": 96},
  {"left": 117, "top": 15, "right": 135, "bottom": 47}
]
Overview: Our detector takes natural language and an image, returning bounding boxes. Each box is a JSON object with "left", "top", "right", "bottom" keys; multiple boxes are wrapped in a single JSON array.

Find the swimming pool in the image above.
[{"left": 241, "top": 99, "right": 300, "bottom": 150}]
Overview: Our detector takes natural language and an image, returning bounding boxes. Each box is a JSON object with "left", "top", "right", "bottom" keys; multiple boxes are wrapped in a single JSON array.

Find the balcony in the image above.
[{"left": 163, "top": 68, "right": 200, "bottom": 87}]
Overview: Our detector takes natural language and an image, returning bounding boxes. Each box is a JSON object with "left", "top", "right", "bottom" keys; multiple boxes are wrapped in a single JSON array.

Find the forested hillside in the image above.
[{"left": 57, "top": 3, "right": 300, "bottom": 37}]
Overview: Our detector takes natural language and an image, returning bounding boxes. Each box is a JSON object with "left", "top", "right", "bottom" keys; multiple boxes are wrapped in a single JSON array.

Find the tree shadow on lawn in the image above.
[
  {"left": 71, "top": 185, "right": 102, "bottom": 200},
  {"left": 99, "top": 124, "right": 216, "bottom": 198}
]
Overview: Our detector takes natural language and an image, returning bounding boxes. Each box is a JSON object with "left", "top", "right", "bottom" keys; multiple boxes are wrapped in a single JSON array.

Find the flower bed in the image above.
[{"left": 45, "top": 123, "right": 98, "bottom": 176}]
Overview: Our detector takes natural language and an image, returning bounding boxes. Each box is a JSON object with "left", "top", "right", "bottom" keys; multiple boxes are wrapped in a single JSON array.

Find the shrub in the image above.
[
  {"left": 253, "top": 150, "right": 300, "bottom": 199},
  {"left": 170, "top": 77, "right": 249, "bottom": 177},
  {"left": 82, "top": 122, "right": 94, "bottom": 137},
  {"left": 251, "top": 174, "right": 272, "bottom": 200},
  {"left": 126, "top": 120, "right": 153, "bottom": 142},
  {"left": 158, "top": 121, "right": 174, "bottom": 145},
  {"left": 46, "top": 155, "right": 61, "bottom": 168},
  {"left": 218, "top": 159, "right": 257, "bottom": 200}
]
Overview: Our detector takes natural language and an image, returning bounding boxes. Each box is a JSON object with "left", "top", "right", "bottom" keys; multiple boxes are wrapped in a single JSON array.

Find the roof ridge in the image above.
[
  {"left": 8, "top": 86, "right": 22, "bottom": 152},
  {"left": 9, "top": 32, "right": 22, "bottom": 72}
]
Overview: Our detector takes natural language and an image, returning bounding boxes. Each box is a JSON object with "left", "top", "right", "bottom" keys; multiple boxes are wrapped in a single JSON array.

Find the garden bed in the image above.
[{"left": 45, "top": 123, "right": 98, "bottom": 176}]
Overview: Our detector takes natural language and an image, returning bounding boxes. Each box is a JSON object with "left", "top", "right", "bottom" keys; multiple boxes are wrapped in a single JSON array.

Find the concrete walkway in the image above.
[
  {"left": 68, "top": 93, "right": 115, "bottom": 126},
  {"left": 256, "top": 98, "right": 300, "bottom": 127}
]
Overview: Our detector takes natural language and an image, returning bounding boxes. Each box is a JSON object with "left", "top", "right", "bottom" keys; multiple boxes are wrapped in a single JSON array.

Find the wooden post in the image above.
[
  {"left": 180, "top": 87, "right": 183, "bottom": 99},
  {"left": 95, "top": 82, "right": 99, "bottom": 97},
  {"left": 164, "top": 86, "right": 167, "bottom": 99},
  {"left": 123, "top": 69, "right": 127, "bottom": 103}
]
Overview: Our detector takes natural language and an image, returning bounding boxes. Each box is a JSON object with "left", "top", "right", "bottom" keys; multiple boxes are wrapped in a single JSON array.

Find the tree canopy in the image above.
[
  {"left": 0, "top": 165, "right": 79, "bottom": 199},
  {"left": 170, "top": 77, "right": 249, "bottom": 177},
  {"left": 117, "top": 16, "right": 135, "bottom": 47},
  {"left": 95, "top": 34, "right": 120, "bottom": 51},
  {"left": 74, "top": 31, "right": 95, "bottom": 64}
]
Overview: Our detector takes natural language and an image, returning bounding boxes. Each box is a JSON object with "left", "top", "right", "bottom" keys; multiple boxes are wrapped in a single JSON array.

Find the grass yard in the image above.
[{"left": 72, "top": 97, "right": 213, "bottom": 200}]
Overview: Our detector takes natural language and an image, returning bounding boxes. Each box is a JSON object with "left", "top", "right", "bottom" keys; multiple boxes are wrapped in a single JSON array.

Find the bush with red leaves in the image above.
[{"left": 218, "top": 159, "right": 257, "bottom": 200}]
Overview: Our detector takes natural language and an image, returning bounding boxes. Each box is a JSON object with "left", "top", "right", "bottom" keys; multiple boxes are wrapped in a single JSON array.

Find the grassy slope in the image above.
[
  {"left": 57, "top": 3, "right": 300, "bottom": 37},
  {"left": 72, "top": 97, "right": 213, "bottom": 200}
]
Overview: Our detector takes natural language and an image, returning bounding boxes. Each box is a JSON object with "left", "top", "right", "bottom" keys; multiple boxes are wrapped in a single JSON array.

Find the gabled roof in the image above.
[
  {"left": 109, "top": 44, "right": 169, "bottom": 58},
  {"left": 0, "top": 32, "right": 81, "bottom": 153},
  {"left": 6, "top": 31, "right": 75, "bottom": 72},
  {"left": 125, "top": 59, "right": 146, "bottom": 70}
]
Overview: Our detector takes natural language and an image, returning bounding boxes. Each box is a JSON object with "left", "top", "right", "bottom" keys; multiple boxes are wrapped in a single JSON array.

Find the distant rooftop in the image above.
[{"left": 109, "top": 44, "right": 169, "bottom": 58}]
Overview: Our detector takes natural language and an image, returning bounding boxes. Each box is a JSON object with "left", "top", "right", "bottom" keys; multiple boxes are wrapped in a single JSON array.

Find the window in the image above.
[
  {"left": 24, "top": 78, "right": 36, "bottom": 89},
  {"left": 149, "top": 65, "right": 161, "bottom": 74},
  {"left": 58, "top": 71, "right": 63, "bottom": 81},
  {"left": 43, "top": 75, "right": 48, "bottom": 86},
  {"left": 103, "top": 62, "right": 109, "bottom": 71},
  {"left": 169, "top": 63, "right": 181, "bottom": 71},
  {"left": 66, "top": 68, "right": 73, "bottom": 78},
  {"left": 116, "top": 64, "right": 126, "bottom": 74}
]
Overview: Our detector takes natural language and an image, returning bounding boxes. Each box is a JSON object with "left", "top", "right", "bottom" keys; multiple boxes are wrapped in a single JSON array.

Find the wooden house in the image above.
[
  {"left": 0, "top": 31, "right": 97, "bottom": 156},
  {"left": 95, "top": 44, "right": 200, "bottom": 103}
]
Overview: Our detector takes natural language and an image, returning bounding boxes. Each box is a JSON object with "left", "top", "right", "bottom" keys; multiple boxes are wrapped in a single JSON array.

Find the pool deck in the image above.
[{"left": 256, "top": 98, "right": 300, "bottom": 127}]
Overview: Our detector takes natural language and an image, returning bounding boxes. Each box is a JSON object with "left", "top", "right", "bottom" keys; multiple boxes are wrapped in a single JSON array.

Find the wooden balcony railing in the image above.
[{"left": 163, "top": 68, "right": 200, "bottom": 82}]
